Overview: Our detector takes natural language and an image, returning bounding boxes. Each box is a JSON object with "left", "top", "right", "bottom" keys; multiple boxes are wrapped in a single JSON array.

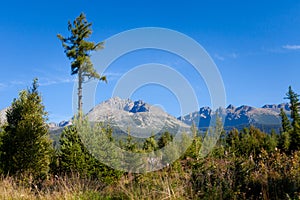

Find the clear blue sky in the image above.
[{"left": 1, "top": 0, "right": 300, "bottom": 122}]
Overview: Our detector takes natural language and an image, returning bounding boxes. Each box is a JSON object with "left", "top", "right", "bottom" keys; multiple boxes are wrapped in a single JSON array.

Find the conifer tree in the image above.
[
  {"left": 59, "top": 119, "right": 122, "bottom": 182},
  {"left": 124, "top": 130, "right": 138, "bottom": 152},
  {"left": 280, "top": 108, "right": 292, "bottom": 133},
  {"left": 143, "top": 135, "right": 158, "bottom": 152},
  {"left": 279, "top": 108, "right": 291, "bottom": 151},
  {"left": 0, "top": 79, "right": 52, "bottom": 177},
  {"left": 285, "top": 86, "right": 300, "bottom": 126},
  {"left": 158, "top": 131, "right": 173, "bottom": 149},
  {"left": 290, "top": 122, "right": 300, "bottom": 151},
  {"left": 57, "top": 13, "right": 107, "bottom": 116},
  {"left": 59, "top": 125, "right": 88, "bottom": 175},
  {"left": 284, "top": 86, "right": 300, "bottom": 151}
]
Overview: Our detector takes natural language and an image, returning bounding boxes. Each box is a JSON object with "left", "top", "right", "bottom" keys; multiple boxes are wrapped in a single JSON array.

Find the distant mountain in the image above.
[
  {"left": 1, "top": 99, "right": 291, "bottom": 135},
  {"left": 0, "top": 107, "right": 9, "bottom": 125},
  {"left": 86, "top": 97, "right": 191, "bottom": 137},
  {"left": 179, "top": 103, "right": 290, "bottom": 133}
]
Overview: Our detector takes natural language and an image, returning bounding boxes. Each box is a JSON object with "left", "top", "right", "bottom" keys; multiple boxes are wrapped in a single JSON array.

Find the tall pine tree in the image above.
[
  {"left": 285, "top": 86, "right": 300, "bottom": 126},
  {"left": 0, "top": 79, "right": 52, "bottom": 177},
  {"left": 284, "top": 86, "right": 300, "bottom": 151},
  {"left": 57, "top": 13, "right": 107, "bottom": 116}
]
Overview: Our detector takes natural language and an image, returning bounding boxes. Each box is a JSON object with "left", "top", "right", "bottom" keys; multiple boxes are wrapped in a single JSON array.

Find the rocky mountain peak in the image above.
[
  {"left": 262, "top": 103, "right": 290, "bottom": 111},
  {"left": 129, "top": 100, "right": 149, "bottom": 113},
  {"left": 180, "top": 103, "right": 291, "bottom": 133},
  {"left": 226, "top": 104, "right": 235, "bottom": 110},
  {"left": 0, "top": 107, "right": 9, "bottom": 125}
]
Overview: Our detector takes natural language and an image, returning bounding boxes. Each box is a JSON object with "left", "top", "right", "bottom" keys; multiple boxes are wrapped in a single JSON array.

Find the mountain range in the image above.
[
  {"left": 179, "top": 103, "right": 290, "bottom": 133},
  {"left": 86, "top": 97, "right": 191, "bottom": 137},
  {"left": 0, "top": 97, "right": 290, "bottom": 134}
]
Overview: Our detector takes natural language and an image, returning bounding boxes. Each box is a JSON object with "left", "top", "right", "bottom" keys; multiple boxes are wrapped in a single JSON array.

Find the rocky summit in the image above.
[
  {"left": 86, "top": 97, "right": 191, "bottom": 137},
  {"left": 1, "top": 99, "right": 291, "bottom": 134},
  {"left": 179, "top": 103, "right": 290, "bottom": 133}
]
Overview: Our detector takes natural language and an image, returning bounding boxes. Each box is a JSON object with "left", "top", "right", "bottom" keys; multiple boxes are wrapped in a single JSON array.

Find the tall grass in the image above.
[
  {"left": 0, "top": 173, "right": 106, "bottom": 200},
  {"left": 0, "top": 168, "right": 193, "bottom": 200},
  {"left": 1, "top": 151, "right": 300, "bottom": 199}
]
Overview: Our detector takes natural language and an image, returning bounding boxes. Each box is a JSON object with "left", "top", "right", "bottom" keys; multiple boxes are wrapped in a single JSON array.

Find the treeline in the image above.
[{"left": 0, "top": 80, "right": 300, "bottom": 199}]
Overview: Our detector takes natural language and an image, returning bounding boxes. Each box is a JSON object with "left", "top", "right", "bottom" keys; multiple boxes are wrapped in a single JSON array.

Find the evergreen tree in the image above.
[
  {"left": 124, "top": 130, "right": 138, "bottom": 152},
  {"left": 284, "top": 86, "right": 300, "bottom": 151},
  {"left": 290, "top": 122, "right": 300, "bottom": 151},
  {"left": 183, "top": 129, "right": 202, "bottom": 159},
  {"left": 237, "top": 126, "right": 266, "bottom": 157},
  {"left": 143, "top": 135, "right": 158, "bottom": 152},
  {"left": 57, "top": 13, "right": 107, "bottom": 116},
  {"left": 0, "top": 79, "right": 52, "bottom": 177},
  {"left": 226, "top": 128, "right": 240, "bottom": 151},
  {"left": 122, "top": 130, "right": 145, "bottom": 173},
  {"left": 285, "top": 86, "right": 300, "bottom": 126},
  {"left": 59, "top": 126, "right": 88, "bottom": 175},
  {"left": 264, "top": 130, "right": 278, "bottom": 153},
  {"left": 158, "top": 131, "right": 173, "bottom": 149},
  {"left": 279, "top": 108, "right": 291, "bottom": 151},
  {"left": 59, "top": 119, "right": 122, "bottom": 183},
  {"left": 280, "top": 108, "right": 292, "bottom": 133}
]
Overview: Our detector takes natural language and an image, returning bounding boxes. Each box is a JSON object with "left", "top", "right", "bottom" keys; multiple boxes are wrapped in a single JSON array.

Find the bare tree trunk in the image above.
[{"left": 78, "top": 68, "right": 83, "bottom": 118}]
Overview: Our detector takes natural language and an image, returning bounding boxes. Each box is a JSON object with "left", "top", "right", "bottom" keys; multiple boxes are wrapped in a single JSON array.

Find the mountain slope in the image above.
[
  {"left": 0, "top": 107, "right": 8, "bottom": 125},
  {"left": 86, "top": 97, "right": 191, "bottom": 137},
  {"left": 179, "top": 103, "right": 290, "bottom": 133},
  {"left": 2, "top": 99, "right": 290, "bottom": 135}
]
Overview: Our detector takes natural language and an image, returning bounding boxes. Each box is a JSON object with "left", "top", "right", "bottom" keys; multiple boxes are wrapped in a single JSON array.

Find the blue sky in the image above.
[{"left": 1, "top": 0, "right": 300, "bottom": 122}]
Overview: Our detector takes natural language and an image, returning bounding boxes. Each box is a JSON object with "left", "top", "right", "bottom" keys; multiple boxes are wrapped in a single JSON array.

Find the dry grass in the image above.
[
  {"left": 0, "top": 168, "right": 193, "bottom": 200},
  {"left": 1, "top": 152, "right": 300, "bottom": 200},
  {"left": 0, "top": 174, "right": 107, "bottom": 200}
]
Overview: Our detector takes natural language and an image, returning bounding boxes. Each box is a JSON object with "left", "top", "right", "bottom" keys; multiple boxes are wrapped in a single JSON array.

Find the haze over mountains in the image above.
[{"left": 0, "top": 97, "right": 290, "bottom": 134}]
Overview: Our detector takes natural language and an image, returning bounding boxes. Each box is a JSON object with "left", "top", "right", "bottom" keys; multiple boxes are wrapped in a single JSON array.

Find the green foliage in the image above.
[
  {"left": 1, "top": 105, "right": 300, "bottom": 199},
  {"left": 200, "top": 116, "right": 224, "bottom": 159},
  {"left": 285, "top": 86, "right": 300, "bottom": 126},
  {"left": 192, "top": 154, "right": 253, "bottom": 199},
  {"left": 290, "top": 121, "right": 300, "bottom": 152},
  {"left": 59, "top": 118, "right": 122, "bottom": 183},
  {"left": 161, "top": 140, "right": 180, "bottom": 165},
  {"left": 57, "top": 12, "right": 107, "bottom": 114},
  {"left": 279, "top": 131, "right": 290, "bottom": 152},
  {"left": 57, "top": 12, "right": 104, "bottom": 79},
  {"left": 182, "top": 132, "right": 201, "bottom": 159},
  {"left": 2, "top": 82, "right": 300, "bottom": 199},
  {"left": 283, "top": 86, "right": 300, "bottom": 152},
  {"left": 0, "top": 79, "right": 52, "bottom": 177},
  {"left": 224, "top": 126, "right": 278, "bottom": 158},
  {"left": 142, "top": 135, "right": 158, "bottom": 152},
  {"left": 120, "top": 131, "right": 146, "bottom": 173},
  {"left": 124, "top": 131, "right": 138, "bottom": 152},
  {"left": 264, "top": 131, "right": 278, "bottom": 152},
  {"left": 279, "top": 107, "right": 292, "bottom": 151},
  {"left": 59, "top": 126, "right": 88, "bottom": 174},
  {"left": 280, "top": 108, "right": 292, "bottom": 133},
  {"left": 226, "top": 128, "right": 240, "bottom": 151},
  {"left": 157, "top": 131, "right": 173, "bottom": 149}
]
